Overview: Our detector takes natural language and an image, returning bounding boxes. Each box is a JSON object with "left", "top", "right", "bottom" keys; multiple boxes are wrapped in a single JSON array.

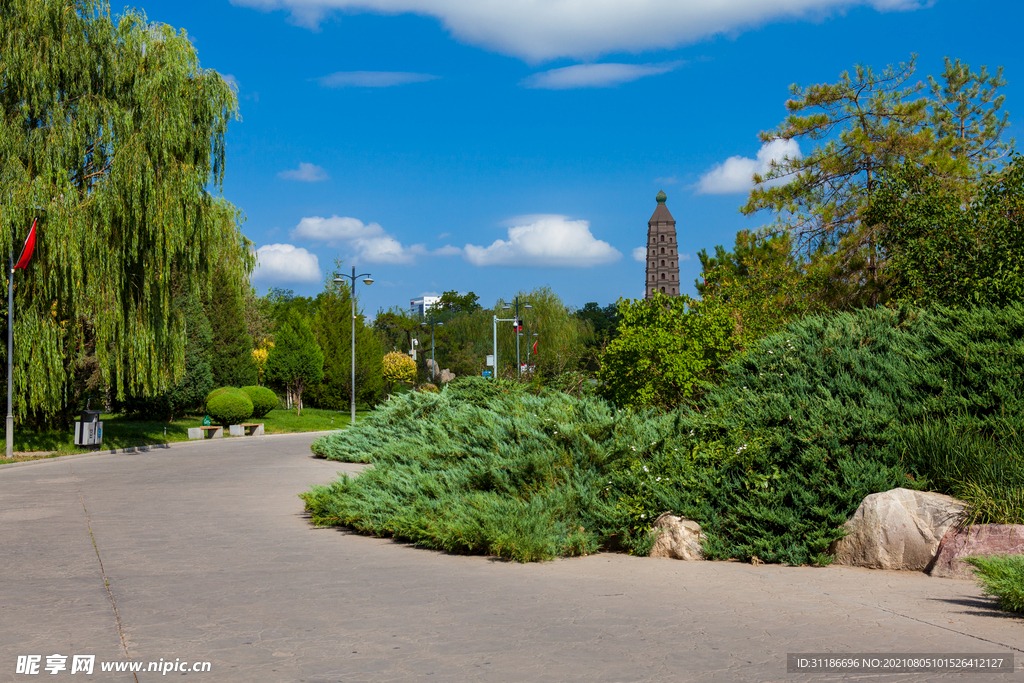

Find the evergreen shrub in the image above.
[
  {"left": 305, "top": 306, "right": 1024, "bottom": 564},
  {"left": 964, "top": 555, "right": 1024, "bottom": 613},
  {"left": 205, "top": 387, "right": 253, "bottom": 425},
  {"left": 241, "top": 386, "right": 278, "bottom": 419}
]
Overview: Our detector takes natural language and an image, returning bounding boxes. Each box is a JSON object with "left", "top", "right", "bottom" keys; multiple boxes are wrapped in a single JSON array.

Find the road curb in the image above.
[{"left": 0, "top": 429, "right": 341, "bottom": 470}]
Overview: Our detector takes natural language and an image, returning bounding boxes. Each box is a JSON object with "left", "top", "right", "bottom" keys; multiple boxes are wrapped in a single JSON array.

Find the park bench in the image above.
[
  {"left": 229, "top": 423, "right": 265, "bottom": 436},
  {"left": 187, "top": 425, "right": 223, "bottom": 440}
]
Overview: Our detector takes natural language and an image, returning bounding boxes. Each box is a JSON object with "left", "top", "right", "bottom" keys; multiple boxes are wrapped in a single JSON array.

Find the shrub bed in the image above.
[{"left": 304, "top": 305, "right": 1024, "bottom": 564}]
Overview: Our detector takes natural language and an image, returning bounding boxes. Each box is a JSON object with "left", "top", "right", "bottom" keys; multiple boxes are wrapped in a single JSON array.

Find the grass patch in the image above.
[
  {"left": 964, "top": 555, "right": 1024, "bottom": 613},
  {"left": 0, "top": 407, "right": 368, "bottom": 465},
  {"left": 895, "top": 420, "right": 1024, "bottom": 525}
]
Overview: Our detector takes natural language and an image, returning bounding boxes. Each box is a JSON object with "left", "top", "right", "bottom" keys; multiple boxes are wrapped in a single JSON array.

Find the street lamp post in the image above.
[
  {"left": 334, "top": 266, "right": 373, "bottom": 426},
  {"left": 501, "top": 296, "right": 532, "bottom": 376},
  {"left": 419, "top": 317, "right": 443, "bottom": 379}
]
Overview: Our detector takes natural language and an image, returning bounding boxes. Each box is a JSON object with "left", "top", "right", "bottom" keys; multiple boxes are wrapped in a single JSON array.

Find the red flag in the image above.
[
  {"left": 14, "top": 218, "right": 37, "bottom": 270},
  {"left": 532, "top": 340, "right": 538, "bottom": 355}
]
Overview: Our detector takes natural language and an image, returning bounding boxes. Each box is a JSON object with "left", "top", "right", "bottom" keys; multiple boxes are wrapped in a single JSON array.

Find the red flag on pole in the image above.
[
  {"left": 14, "top": 218, "right": 38, "bottom": 270},
  {"left": 532, "top": 340, "right": 538, "bottom": 355}
]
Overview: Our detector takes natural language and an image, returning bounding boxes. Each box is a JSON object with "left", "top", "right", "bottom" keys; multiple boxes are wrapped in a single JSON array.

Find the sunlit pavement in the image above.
[{"left": 2, "top": 433, "right": 1021, "bottom": 682}]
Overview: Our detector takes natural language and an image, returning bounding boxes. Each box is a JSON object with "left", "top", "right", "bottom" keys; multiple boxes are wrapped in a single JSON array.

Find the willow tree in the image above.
[{"left": 0, "top": 0, "right": 253, "bottom": 418}]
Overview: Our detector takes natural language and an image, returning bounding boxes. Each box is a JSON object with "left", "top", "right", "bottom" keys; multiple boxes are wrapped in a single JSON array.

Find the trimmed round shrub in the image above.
[
  {"left": 206, "top": 387, "right": 253, "bottom": 425},
  {"left": 206, "top": 386, "right": 234, "bottom": 402},
  {"left": 241, "top": 386, "right": 278, "bottom": 419},
  {"left": 416, "top": 383, "right": 439, "bottom": 393},
  {"left": 382, "top": 351, "right": 417, "bottom": 385}
]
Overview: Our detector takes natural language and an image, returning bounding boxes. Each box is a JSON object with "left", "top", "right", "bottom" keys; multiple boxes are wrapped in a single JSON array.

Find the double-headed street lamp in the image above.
[
  {"left": 501, "top": 296, "right": 532, "bottom": 376},
  {"left": 334, "top": 266, "right": 373, "bottom": 426},
  {"left": 420, "top": 316, "right": 443, "bottom": 377}
]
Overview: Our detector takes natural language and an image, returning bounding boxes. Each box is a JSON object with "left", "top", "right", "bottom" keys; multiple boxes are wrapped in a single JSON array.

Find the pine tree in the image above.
[
  {"left": 742, "top": 56, "right": 1011, "bottom": 307},
  {"left": 208, "top": 273, "right": 256, "bottom": 387}
]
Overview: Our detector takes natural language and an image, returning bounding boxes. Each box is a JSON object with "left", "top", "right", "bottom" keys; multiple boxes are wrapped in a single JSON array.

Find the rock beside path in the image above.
[
  {"left": 928, "top": 524, "right": 1024, "bottom": 579},
  {"left": 650, "top": 513, "right": 704, "bottom": 560},
  {"left": 831, "top": 488, "right": 965, "bottom": 570}
]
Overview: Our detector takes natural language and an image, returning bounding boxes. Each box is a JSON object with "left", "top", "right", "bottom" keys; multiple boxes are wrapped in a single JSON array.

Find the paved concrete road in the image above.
[{"left": 2, "top": 433, "right": 1021, "bottom": 682}]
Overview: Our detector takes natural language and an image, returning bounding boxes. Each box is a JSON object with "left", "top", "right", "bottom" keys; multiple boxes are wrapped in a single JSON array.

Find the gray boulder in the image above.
[
  {"left": 830, "top": 488, "right": 965, "bottom": 570},
  {"left": 649, "top": 513, "right": 704, "bottom": 561}
]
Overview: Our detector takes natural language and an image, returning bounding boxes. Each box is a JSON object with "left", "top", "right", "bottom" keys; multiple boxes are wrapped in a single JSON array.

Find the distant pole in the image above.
[
  {"left": 419, "top": 317, "right": 443, "bottom": 379},
  {"left": 492, "top": 315, "right": 497, "bottom": 379},
  {"left": 502, "top": 296, "right": 532, "bottom": 376},
  {"left": 350, "top": 267, "right": 356, "bottom": 425},
  {"left": 334, "top": 267, "right": 373, "bottom": 426},
  {"left": 6, "top": 254, "right": 13, "bottom": 459}
]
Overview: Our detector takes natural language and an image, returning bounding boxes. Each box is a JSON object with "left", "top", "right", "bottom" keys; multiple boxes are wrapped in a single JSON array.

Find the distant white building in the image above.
[{"left": 410, "top": 296, "right": 441, "bottom": 316}]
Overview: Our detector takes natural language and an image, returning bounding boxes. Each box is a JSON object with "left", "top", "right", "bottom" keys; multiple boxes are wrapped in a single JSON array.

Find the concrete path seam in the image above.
[
  {"left": 821, "top": 591, "right": 1024, "bottom": 654},
  {"left": 71, "top": 464, "right": 140, "bottom": 683}
]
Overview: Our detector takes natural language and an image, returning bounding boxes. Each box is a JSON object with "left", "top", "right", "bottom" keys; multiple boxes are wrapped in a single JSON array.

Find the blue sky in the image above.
[{"left": 132, "top": 0, "right": 1023, "bottom": 315}]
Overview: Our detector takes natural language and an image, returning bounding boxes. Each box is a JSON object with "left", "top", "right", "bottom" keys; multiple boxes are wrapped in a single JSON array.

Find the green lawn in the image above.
[{"left": 0, "top": 407, "right": 369, "bottom": 465}]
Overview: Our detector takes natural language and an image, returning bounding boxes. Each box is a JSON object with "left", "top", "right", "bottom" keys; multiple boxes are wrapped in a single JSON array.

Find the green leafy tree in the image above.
[
  {"left": 697, "top": 230, "right": 816, "bottom": 348},
  {"left": 436, "top": 290, "right": 481, "bottom": 314},
  {"left": 266, "top": 311, "right": 323, "bottom": 416},
  {"left": 115, "top": 291, "right": 213, "bottom": 419},
  {"left": 869, "top": 157, "right": 1024, "bottom": 308},
  {"left": 373, "top": 308, "right": 419, "bottom": 353},
  {"left": 598, "top": 295, "right": 733, "bottom": 410},
  {"left": 493, "top": 288, "right": 591, "bottom": 379},
  {"left": 0, "top": 0, "right": 252, "bottom": 418},
  {"left": 309, "top": 270, "right": 383, "bottom": 410}
]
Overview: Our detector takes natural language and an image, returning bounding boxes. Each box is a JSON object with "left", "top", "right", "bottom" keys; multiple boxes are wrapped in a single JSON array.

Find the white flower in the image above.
[
  {"left": 768, "top": 350, "right": 774, "bottom": 354},
  {"left": 643, "top": 466, "right": 649, "bottom": 472},
  {"left": 640, "top": 514, "right": 646, "bottom": 519},
  {"left": 656, "top": 477, "right": 661, "bottom": 481}
]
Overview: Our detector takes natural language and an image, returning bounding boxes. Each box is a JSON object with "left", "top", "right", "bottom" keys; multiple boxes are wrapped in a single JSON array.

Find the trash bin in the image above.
[{"left": 74, "top": 410, "right": 103, "bottom": 446}]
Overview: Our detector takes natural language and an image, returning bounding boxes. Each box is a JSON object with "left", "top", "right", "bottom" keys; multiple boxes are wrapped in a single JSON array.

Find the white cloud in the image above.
[
  {"left": 292, "top": 215, "right": 457, "bottom": 264},
  {"left": 464, "top": 215, "right": 620, "bottom": 267},
  {"left": 696, "top": 139, "right": 801, "bottom": 194},
  {"left": 252, "top": 244, "right": 322, "bottom": 284},
  {"left": 231, "top": 0, "right": 928, "bottom": 62},
  {"left": 523, "top": 61, "right": 682, "bottom": 89},
  {"left": 219, "top": 73, "right": 240, "bottom": 91},
  {"left": 278, "top": 162, "right": 329, "bottom": 182},
  {"left": 316, "top": 71, "right": 439, "bottom": 88}
]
